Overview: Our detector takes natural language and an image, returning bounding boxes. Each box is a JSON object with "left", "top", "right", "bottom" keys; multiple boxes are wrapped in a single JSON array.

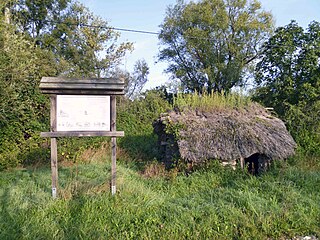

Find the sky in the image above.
[{"left": 78, "top": 0, "right": 320, "bottom": 89}]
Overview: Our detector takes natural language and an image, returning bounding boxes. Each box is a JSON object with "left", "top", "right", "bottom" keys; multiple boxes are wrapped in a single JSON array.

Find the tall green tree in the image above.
[
  {"left": 254, "top": 21, "right": 320, "bottom": 114},
  {"left": 10, "top": 0, "right": 70, "bottom": 38},
  {"left": 254, "top": 21, "right": 320, "bottom": 154},
  {"left": 158, "top": 0, "right": 273, "bottom": 93},
  {"left": 10, "top": 0, "right": 133, "bottom": 77}
]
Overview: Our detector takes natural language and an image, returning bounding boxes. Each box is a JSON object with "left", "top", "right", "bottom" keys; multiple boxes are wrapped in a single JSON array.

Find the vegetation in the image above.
[
  {"left": 117, "top": 90, "right": 170, "bottom": 162},
  {"left": 1, "top": 89, "right": 315, "bottom": 239},
  {"left": 0, "top": 0, "right": 132, "bottom": 170},
  {"left": 0, "top": 142, "right": 319, "bottom": 239},
  {"left": 158, "top": 0, "right": 274, "bottom": 93},
  {"left": 10, "top": 0, "right": 133, "bottom": 77},
  {"left": 0, "top": 74, "right": 319, "bottom": 239},
  {"left": 253, "top": 21, "right": 320, "bottom": 156},
  {"left": 173, "top": 90, "right": 251, "bottom": 112},
  {"left": 0, "top": 3, "right": 49, "bottom": 170}
]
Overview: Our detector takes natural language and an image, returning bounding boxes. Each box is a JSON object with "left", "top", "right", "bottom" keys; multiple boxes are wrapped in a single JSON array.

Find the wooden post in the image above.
[
  {"left": 110, "top": 96, "right": 117, "bottom": 195},
  {"left": 240, "top": 157, "right": 244, "bottom": 170},
  {"left": 50, "top": 95, "right": 58, "bottom": 198},
  {"left": 5, "top": 8, "right": 10, "bottom": 24}
]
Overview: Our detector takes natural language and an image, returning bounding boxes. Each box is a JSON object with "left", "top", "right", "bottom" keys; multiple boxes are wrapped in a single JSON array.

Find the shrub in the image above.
[
  {"left": 118, "top": 90, "right": 171, "bottom": 163},
  {"left": 285, "top": 102, "right": 320, "bottom": 156}
]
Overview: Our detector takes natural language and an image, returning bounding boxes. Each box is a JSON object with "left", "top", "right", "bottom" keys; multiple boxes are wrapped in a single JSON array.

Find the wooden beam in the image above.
[
  {"left": 40, "top": 83, "right": 125, "bottom": 90},
  {"left": 111, "top": 96, "right": 117, "bottom": 196},
  {"left": 39, "top": 77, "right": 125, "bottom": 96},
  {"left": 5, "top": 7, "right": 10, "bottom": 24},
  {"left": 39, "top": 89, "right": 125, "bottom": 95},
  {"left": 41, "top": 77, "right": 124, "bottom": 84},
  {"left": 50, "top": 95, "right": 58, "bottom": 199},
  {"left": 240, "top": 157, "right": 245, "bottom": 170},
  {"left": 41, "top": 131, "right": 124, "bottom": 138}
]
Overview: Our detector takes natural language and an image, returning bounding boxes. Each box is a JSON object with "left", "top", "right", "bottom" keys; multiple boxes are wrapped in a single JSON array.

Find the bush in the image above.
[
  {"left": 285, "top": 102, "right": 320, "bottom": 156},
  {"left": 118, "top": 90, "right": 171, "bottom": 163}
]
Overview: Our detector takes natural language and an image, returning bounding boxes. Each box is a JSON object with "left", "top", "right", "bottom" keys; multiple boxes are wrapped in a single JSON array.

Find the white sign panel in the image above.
[{"left": 56, "top": 95, "right": 110, "bottom": 131}]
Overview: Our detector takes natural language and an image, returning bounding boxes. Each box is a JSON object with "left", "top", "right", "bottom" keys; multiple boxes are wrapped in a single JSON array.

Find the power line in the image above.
[
  {"left": 109, "top": 27, "right": 158, "bottom": 36},
  {"left": 16, "top": 18, "right": 260, "bottom": 43},
  {"left": 15, "top": 16, "right": 240, "bottom": 41},
  {"left": 25, "top": 18, "right": 160, "bottom": 36},
  {"left": 13, "top": 17, "right": 316, "bottom": 49}
]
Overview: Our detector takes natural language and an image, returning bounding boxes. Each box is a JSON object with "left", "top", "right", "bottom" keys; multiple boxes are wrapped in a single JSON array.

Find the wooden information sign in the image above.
[{"left": 39, "top": 77, "right": 125, "bottom": 198}]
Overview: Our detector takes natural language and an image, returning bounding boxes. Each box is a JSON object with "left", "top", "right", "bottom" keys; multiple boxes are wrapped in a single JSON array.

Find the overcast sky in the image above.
[{"left": 78, "top": 0, "right": 320, "bottom": 89}]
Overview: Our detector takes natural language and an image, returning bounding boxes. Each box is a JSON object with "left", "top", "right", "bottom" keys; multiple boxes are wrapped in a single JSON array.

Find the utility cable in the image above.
[{"left": 11, "top": 16, "right": 317, "bottom": 49}]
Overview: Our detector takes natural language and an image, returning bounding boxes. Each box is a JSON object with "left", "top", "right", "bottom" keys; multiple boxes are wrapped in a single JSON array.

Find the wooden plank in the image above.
[
  {"left": 40, "top": 83, "right": 125, "bottom": 90},
  {"left": 41, "top": 131, "right": 124, "bottom": 138},
  {"left": 240, "top": 157, "right": 244, "bottom": 170},
  {"left": 41, "top": 77, "right": 124, "bottom": 84},
  {"left": 39, "top": 77, "right": 125, "bottom": 96},
  {"left": 51, "top": 137, "right": 58, "bottom": 199},
  {"left": 111, "top": 96, "right": 117, "bottom": 196},
  {"left": 50, "top": 95, "right": 58, "bottom": 199},
  {"left": 39, "top": 89, "right": 125, "bottom": 95}
]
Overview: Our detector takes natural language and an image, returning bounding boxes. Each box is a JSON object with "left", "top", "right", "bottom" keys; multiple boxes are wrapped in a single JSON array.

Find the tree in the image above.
[
  {"left": 10, "top": 0, "right": 70, "bottom": 38},
  {"left": 254, "top": 21, "right": 320, "bottom": 115},
  {"left": 10, "top": 0, "right": 133, "bottom": 77},
  {"left": 112, "top": 59, "right": 150, "bottom": 99},
  {"left": 126, "top": 59, "right": 149, "bottom": 99},
  {"left": 253, "top": 21, "right": 320, "bottom": 154},
  {"left": 0, "top": 3, "right": 49, "bottom": 169},
  {"left": 158, "top": 0, "right": 273, "bottom": 93}
]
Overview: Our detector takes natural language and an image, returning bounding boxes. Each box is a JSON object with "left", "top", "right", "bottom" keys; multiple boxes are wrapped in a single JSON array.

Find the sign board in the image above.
[
  {"left": 40, "top": 77, "right": 125, "bottom": 198},
  {"left": 56, "top": 95, "right": 110, "bottom": 131}
]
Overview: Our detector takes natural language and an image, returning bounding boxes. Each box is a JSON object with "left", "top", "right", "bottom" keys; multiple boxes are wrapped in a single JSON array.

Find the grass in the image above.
[
  {"left": 0, "top": 152, "right": 319, "bottom": 239},
  {"left": 173, "top": 90, "right": 252, "bottom": 112}
]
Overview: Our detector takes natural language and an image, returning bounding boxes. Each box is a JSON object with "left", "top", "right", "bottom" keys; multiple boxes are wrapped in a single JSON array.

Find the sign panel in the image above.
[{"left": 56, "top": 95, "right": 110, "bottom": 131}]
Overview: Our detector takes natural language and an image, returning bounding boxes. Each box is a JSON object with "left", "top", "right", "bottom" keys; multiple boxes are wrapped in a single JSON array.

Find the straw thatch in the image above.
[{"left": 153, "top": 103, "right": 296, "bottom": 172}]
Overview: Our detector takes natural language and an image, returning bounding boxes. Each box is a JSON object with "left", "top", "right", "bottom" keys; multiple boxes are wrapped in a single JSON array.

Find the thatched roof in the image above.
[{"left": 153, "top": 103, "right": 296, "bottom": 165}]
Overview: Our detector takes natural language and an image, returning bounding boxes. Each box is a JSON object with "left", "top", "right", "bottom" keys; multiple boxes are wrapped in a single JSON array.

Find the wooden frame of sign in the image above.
[{"left": 39, "top": 77, "right": 125, "bottom": 198}]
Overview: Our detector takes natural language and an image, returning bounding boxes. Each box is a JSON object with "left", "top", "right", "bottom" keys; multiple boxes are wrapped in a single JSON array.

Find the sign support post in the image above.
[
  {"left": 50, "top": 95, "right": 58, "bottom": 199},
  {"left": 111, "top": 96, "right": 117, "bottom": 195}
]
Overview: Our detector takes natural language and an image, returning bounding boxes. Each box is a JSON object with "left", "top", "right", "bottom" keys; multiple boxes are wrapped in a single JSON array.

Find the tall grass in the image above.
[
  {"left": 173, "top": 90, "right": 251, "bottom": 111},
  {"left": 0, "top": 155, "right": 319, "bottom": 239}
]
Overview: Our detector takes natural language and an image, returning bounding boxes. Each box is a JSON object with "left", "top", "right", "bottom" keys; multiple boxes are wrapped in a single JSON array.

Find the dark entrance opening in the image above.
[{"left": 245, "top": 153, "right": 270, "bottom": 175}]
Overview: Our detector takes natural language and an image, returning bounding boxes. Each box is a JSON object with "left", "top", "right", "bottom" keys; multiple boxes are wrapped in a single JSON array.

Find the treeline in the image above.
[{"left": 0, "top": 0, "right": 319, "bottom": 170}]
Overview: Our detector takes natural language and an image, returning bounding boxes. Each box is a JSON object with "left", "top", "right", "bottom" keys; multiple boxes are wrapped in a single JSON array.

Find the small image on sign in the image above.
[{"left": 56, "top": 95, "right": 110, "bottom": 131}]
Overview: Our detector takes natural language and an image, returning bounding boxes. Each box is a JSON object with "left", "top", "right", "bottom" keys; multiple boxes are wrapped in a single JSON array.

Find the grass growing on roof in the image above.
[{"left": 173, "top": 90, "right": 252, "bottom": 111}]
